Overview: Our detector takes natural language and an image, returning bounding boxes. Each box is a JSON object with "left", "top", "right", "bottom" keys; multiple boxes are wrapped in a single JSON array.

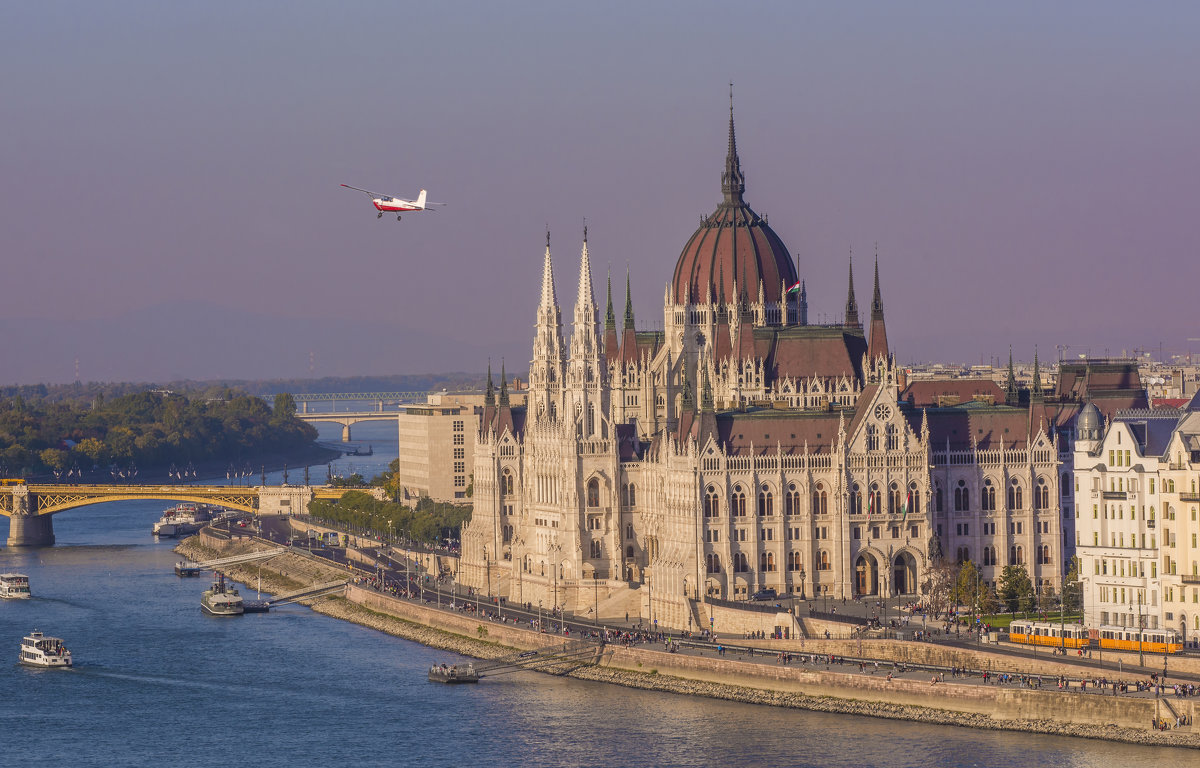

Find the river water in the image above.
[{"left": 1, "top": 422, "right": 1195, "bottom": 767}]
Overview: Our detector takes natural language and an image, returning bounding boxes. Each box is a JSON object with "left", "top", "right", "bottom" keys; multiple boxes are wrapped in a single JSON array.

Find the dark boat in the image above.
[{"left": 428, "top": 662, "right": 479, "bottom": 683}]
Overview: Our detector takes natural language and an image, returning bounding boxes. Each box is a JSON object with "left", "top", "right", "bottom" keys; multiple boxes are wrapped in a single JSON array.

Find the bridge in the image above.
[
  {"left": 296, "top": 411, "right": 401, "bottom": 441},
  {"left": 0, "top": 483, "right": 382, "bottom": 548},
  {"left": 281, "top": 392, "right": 431, "bottom": 413}
]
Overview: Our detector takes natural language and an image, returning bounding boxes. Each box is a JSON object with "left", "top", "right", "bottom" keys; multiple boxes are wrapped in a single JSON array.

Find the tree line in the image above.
[
  {"left": 0, "top": 389, "right": 317, "bottom": 477},
  {"left": 922, "top": 555, "right": 1083, "bottom": 620}
]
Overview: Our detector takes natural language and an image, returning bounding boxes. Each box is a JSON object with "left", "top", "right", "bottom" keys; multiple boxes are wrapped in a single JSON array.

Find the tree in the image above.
[
  {"left": 273, "top": 393, "right": 297, "bottom": 420},
  {"left": 1061, "top": 555, "right": 1083, "bottom": 616},
  {"left": 953, "top": 560, "right": 980, "bottom": 611},
  {"left": 921, "top": 558, "right": 959, "bottom": 619},
  {"left": 998, "top": 565, "right": 1034, "bottom": 614}
]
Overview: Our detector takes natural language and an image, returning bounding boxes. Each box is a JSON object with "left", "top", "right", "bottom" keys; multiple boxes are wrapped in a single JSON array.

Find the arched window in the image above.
[
  {"left": 935, "top": 483, "right": 944, "bottom": 513},
  {"left": 733, "top": 552, "right": 749, "bottom": 572},
  {"left": 622, "top": 482, "right": 637, "bottom": 508},
  {"left": 982, "top": 546, "right": 996, "bottom": 566},
  {"left": 625, "top": 523, "right": 634, "bottom": 540},
  {"left": 1007, "top": 478, "right": 1023, "bottom": 511},
  {"left": 889, "top": 482, "right": 902, "bottom": 515},
  {"left": 849, "top": 484, "right": 862, "bottom": 515},
  {"left": 866, "top": 425, "right": 879, "bottom": 451},
  {"left": 1061, "top": 472, "right": 1071, "bottom": 497},
  {"left": 706, "top": 553, "right": 721, "bottom": 574},
  {"left": 906, "top": 483, "right": 920, "bottom": 516},
  {"left": 954, "top": 480, "right": 968, "bottom": 512},
  {"left": 818, "top": 550, "right": 831, "bottom": 570},
  {"left": 981, "top": 479, "right": 996, "bottom": 512},
  {"left": 626, "top": 545, "right": 634, "bottom": 559},
  {"left": 587, "top": 478, "right": 600, "bottom": 508},
  {"left": 787, "top": 551, "right": 803, "bottom": 571},
  {"left": 501, "top": 469, "right": 513, "bottom": 495},
  {"left": 1010, "top": 545, "right": 1024, "bottom": 565},
  {"left": 868, "top": 484, "right": 882, "bottom": 516},
  {"left": 589, "top": 540, "right": 602, "bottom": 558},
  {"left": 786, "top": 483, "right": 800, "bottom": 516},
  {"left": 885, "top": 423, "right": 898, "bottom": 451},
  {"left": 732, "top": 486, "right": 747, "bottom": 517},
  {"left": 757, "top": 487, "right": 774, "bottom": 517},
  {"left": 1036, "top": 477, "right": 1049, "bottom": 510},
  {"left": 812, "top": 484, "right": 828, "bottom": 515},
  {"left": 956, "top": 546, "right": 970, "bottom": 565},
  {"left": 760, "top": 552, "right": 776, "bottom": 572},
  {"left": 704, "top": 486, "right": 720, "bottom": 518}
]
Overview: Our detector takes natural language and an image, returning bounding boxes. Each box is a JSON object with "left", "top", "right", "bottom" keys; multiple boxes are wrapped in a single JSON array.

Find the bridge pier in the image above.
[
  {"left": 342, "top": 424, "right": 352, "bottom": 442},
  {"left": 7, "top": 514, "right": 55, "bottom": 547}
]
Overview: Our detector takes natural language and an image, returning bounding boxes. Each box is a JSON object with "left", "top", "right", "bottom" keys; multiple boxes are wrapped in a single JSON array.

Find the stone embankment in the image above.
[{"left": 178, "top": 534, "right": 1199, "bottom": 750}]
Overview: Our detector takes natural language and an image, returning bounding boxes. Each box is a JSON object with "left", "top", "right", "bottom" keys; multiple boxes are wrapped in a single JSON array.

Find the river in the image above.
[{"left": 1, "top": 422, "right": 1195, "bottom": 766}]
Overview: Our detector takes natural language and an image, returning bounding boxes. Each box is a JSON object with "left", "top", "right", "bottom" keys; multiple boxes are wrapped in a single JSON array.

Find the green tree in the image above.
[
  {"left": 998, "top": 565, "right": 1034, "bottom": 613},
  {"left": 1061, "top": 555, "right": 1083, "bottom": 615},
  {"left": 273, "top": 393, "right": 297, "bottom": 420},
  {"left": 953, "top": 560, "right": 980, "bottom": 610}
]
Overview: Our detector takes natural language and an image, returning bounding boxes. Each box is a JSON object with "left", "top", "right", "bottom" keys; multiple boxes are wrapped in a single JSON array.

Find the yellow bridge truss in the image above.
[{"left": 0, "top": 484, "right": 266, "bottom": 516}]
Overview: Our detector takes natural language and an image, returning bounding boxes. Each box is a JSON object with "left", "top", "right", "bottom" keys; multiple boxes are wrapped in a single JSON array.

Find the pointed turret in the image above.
[
  {"left": 1032, "top": 347, "right": 1044, "bottom": 401},
  {"left": 498, "top": 361, "right": 510, "bottom": 407},
  {"left": 867, "top": 253, "right": 889, "bottom": 361},
  {"left": 484, "top": 359, "right": 495, "bottom": 408},
  {"left": 798, "top": 279, "right": 808, "bottom": 326},
  {"left": 844, "top": 252, "right": 860, "bottom": 328},
  {"left": 620, "top": 268, "right": 639, "bottom": 364},
  {"left": 603, "top": 268, "right": 619, "bottom": 362},
  {"left": 529, "top": 232, "right": 565, "bottom": 423},
  {"left": 569, "top": 229, "right": 600, "bottom": 362},
  {"left": 720, "top": 83, "right": 745, "bottom": 206}
]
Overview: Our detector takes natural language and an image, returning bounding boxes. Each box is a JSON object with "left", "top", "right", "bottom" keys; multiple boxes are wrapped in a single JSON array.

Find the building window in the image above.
[
  {"left": 704, "top": 486, "right": 720, "bottom": 518},
  {"left": 787, "top": 551, "right": 803, "bottom": 571},
  {"left": 982, "top": 479, "right": 996, "bottom": 512},
  {"left": 1010, "top": 545, "right": 1024, "bottom": 565},
  {"left": 954, "top": 480, "right": 968, "bottom": 512},
  {"left": 758, "top": 488, "right": 774, "bottom": 517},
  {"left": 706, "top": 553, "right": 721, "bottom": 574},
  {"left": 733, "top": 486, "right": 747, "bottom": 517},
  {"left": 849, "top": 484, "right": 862, "bottom": 515},
  {"left": 786, "top": 483, "right": 800, "bottom": 516},
  {"left": 1007, "top": 479, "right": 1023, "bottom": 511},
  {"left": 453, "top": 434, "right": 465, "bottom": 445},
  {"left": 733, "top": 552, "right": 749, "bottom": 572},
  {"left": 453, "top": 420, "right": 464, "bottom": 432},
  {"left": 812, "top": 484, "right": 828, "bottom": 515},
  {"left": 590, "top": 540, "right": 602, "bottom": 558},
  {"left": 1036, "top": 477, "right": 1050, "bottom": 510},
  {"left": 587, "top": 478, "right": 600, "bottom": 507},
  {"left": 760, "top": 552, "right": 776, "bottom": 572},
  {"left": 501, "top": 470, "right": 513, "bottom": 495},
  {"left": 817, "top": 550, "right": 831, "bottom": 571}
]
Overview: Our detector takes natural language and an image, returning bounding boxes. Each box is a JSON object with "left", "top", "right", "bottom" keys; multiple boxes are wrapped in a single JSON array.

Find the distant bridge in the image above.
[
  {"left": 0, "top": 483, "right": 381, "bottom": 548},
  {"left": 295, "top": 411, "right": 401, "bottom": 441},
  {"left": 278, "top": 392, "right": 431, "bottom": 413}
]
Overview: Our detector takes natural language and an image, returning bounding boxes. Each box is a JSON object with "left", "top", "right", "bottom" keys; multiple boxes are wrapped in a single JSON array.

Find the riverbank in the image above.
[{"left": 176, "top": 534, "right": 1200, "bottom": 750}]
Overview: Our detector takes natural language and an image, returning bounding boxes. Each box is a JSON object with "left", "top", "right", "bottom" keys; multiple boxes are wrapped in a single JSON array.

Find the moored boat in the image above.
[
  {"left": 19, "top": 630, "right": 72, "bottom": 668},
  {"left": 153, "top": 503, "right": 221, "bottom": 538},
  {"left": 201, "top": 574, "right": 244, "bottom": 616},
  {"left": 1, "top": 573, "right": 32, "bottom": 599},
  {"left": 175, "top": 561, "right": 204, "bottom": 577},
  {"left": 428, "top": 662, "right": 480, "bottom": 683}
]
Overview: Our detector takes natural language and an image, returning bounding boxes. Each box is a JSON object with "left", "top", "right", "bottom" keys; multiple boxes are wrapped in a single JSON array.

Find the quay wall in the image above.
[{"left": 179, "top": 534, "right": 1200, "bottom": 749}]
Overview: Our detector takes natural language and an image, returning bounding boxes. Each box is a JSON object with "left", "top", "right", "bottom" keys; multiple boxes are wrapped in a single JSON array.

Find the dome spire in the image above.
[
  {"left": 844, "top": 249, "right": 860, "bottom": 328},
  {"left": 721, "top": 82, "right": 746, "bottom": 206}
]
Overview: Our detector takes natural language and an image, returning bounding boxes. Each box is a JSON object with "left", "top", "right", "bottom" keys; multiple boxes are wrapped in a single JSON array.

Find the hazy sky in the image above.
[{"left": 3, "top": 2, "right": 1198, "bottom": 384}]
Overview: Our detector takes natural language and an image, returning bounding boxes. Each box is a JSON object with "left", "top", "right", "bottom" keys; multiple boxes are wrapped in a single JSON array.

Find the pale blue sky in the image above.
[{"left": 2, "top": 2, "right": 1197, "bottom": 383}]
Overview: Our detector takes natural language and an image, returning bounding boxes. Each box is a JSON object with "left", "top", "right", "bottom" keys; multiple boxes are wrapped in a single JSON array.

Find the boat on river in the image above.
[
  {"left": 19, "top": 630, "right": 72, "bottom": 668},
  {"left": 1, "top": 573, "right": 32, "bottom": 599},
  {"left": 201, "top": 574, "right": 244, "bottom": 616},
  {"left": 153, "top": 503, "right": 219, "bottom": 538},
  {"left": 428, "top": 662, "right": 480, "bottom": 683},
  {"left": 175, "top": 561, "right": 204, "bottom": 577}
]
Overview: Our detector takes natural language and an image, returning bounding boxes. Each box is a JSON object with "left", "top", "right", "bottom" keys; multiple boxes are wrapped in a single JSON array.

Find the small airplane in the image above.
[{"left": 340, "top": 184, "right": 444, "bottom": 220}]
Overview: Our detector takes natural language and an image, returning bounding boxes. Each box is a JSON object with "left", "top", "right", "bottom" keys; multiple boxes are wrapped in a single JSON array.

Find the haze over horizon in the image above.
[{"left": 4, "top": 2, "right": 1197, "bottom": 386}]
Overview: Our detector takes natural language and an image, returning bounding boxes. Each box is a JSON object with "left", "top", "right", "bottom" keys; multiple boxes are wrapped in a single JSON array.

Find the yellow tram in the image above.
[
  {"left": 1007, "top": 620, "right": 1091, "bottom": 650},
  {"left": 1095, "top": 626, "right": 1183, "bottom": 655}
]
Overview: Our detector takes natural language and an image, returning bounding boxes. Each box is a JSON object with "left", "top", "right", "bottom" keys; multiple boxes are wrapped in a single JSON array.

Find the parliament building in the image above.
[{"left": 458, "top": 104, "right": 1114, "bottom": 632}]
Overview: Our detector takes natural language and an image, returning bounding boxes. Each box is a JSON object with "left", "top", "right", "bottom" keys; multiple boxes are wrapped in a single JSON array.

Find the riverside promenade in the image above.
[{"left": 178, "top": 530, "right": 1200, "bottom": 749}]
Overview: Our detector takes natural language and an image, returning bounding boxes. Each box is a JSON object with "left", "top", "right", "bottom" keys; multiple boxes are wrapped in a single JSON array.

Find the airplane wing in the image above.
[{"left": 340, "top": 184, "right": 380, "bottom": 197}]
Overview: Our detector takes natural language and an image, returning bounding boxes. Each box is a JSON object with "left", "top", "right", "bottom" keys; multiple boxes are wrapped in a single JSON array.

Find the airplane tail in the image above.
[{"left": 415, "top": 189, "right": 428, "bottom": 209}]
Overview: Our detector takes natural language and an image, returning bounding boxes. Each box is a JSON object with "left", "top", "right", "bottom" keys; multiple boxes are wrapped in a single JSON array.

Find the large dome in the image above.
[{"left": 671, "top": 108, "right": 797, "bottom": 305}]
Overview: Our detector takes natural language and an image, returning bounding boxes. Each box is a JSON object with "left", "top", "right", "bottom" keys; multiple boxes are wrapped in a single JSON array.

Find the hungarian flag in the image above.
[
  {"left": 786, "top": 281, "right": 803, "bottom": 295},
  {"left": 867, "top": 493, "right": 875, "bottom": 519},
  {"left": 901, "top": 491, "right": 911, "bottom": 521}
]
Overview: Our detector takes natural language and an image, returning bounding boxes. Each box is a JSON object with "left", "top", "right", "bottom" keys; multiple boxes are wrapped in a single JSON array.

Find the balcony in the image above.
[
  {"left": 1179, "top": 492, "right": 1200, "bottom": 503},
  {"left": 1182, "top": 574, "right": 1200, "bottom": 585},
  {"left": 1146, "top": 519, "right": 1156, "bottom": 529},
  {"left": 1102, "top": 491, "right": 1127, "bottom": 500}
]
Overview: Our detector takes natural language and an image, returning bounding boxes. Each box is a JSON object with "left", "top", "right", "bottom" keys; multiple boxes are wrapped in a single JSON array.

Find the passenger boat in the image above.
[
  {"left": 153, "top": 503, "right": 219, "bottom": 538},
  {"left": 1, "top": 573, "right": 32, "bottom": 599},
  {"left": 19, "top": 630, "right": 72, "bottom": 668},
  {"left": 428, "top": 662, "right": 480, "bottom": 683},
  {"left": 201, "top": 574, "right": 244, "bottom": 616}
]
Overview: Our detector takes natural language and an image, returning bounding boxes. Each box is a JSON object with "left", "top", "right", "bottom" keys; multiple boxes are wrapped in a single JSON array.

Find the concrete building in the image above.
[{"left": 1073, "top": 391, "right": 1200, "bottom": 643}]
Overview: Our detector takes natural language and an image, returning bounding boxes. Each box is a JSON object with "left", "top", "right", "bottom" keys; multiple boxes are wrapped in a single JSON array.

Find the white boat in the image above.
[
  {"left": 1, "top": 573, "right": 32, "bottom": 599},
  {"left": 201, "top": 574, "right": 244, "bottom": 616},
  {"left": 153, "top": 503, "right": 219, "bottom": 538},
  {"left": 19, "top": 630, "right": 72, "bottom": 668}
]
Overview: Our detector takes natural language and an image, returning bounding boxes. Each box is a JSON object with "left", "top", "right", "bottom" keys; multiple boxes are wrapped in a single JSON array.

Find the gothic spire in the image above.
[
  {"left": 539, "top": 231, "right": 559, "bottom": 313},
  {"left": 720, "top": 83, "right": 746, "bottom": 206},
  {"left": 605, "top": 268, "right": 615, "bottom": 330},
  {"left": 485, "top": 359, "right": 495, "bottom": 408},
  {"left": 844, "top": 250, "right": 860, "bottom": 328},
  {"left": 867, "top": 251, "right": 889, "bottom": 360},
  {"left": 701, "top": 363, "right": 714, "bottom": 412},
  {"left": 624, "top": 266, "right": 635, "bottom": 330},
  {"left": 498, "top": 360, "right": 510, "bottom": 407},
  {"left": 1005, "top": 346, "right": 1018, "bottom": 405},
  {"left": 1032, "top": 347, "right": 1044, "bottom": 399}
]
